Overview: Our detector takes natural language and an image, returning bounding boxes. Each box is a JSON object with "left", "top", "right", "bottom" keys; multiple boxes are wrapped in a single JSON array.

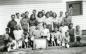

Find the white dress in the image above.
[
  {"left": 13, "top": 30, "right": 23, "bottom": 41},
  {"left": 59, "top": 26, "right": 68, "bottom": 42}
]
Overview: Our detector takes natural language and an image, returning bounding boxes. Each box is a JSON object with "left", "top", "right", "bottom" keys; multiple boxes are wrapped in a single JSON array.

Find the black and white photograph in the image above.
[{"left": 0, "top": 0, "right": 86, "bottom": 54}]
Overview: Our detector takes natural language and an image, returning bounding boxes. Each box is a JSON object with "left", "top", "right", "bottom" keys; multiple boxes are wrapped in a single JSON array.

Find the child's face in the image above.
[
  {"left": 6, "top": 29, "right": 9, "bottom": 33},
  {"left": 70, "top": 24, "right": 73, "bottom": 28}
]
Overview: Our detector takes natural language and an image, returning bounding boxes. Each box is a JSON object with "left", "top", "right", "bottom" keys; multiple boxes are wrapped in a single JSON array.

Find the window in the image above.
[{"left": 66, "top": 1, "right": 82, "bottom": 16}]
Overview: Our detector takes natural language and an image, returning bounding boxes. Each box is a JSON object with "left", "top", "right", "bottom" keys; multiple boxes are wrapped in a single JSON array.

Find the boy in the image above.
[
  {"left": 64, "top": 32, "right": 70, "bottom": 48},
  {"left": 75, "top": 25, "right": 82, "bottom": 42},
  {"left": 13, "top": 25, "right": 23, "bottom": 49},
  {"left": 59, "top": 23, "right": 69, "bottom": 47},
  {"left": 23, "top": 31, "right": 29, "bottom": 48},
  {"left": 68, "top": 23, "right": 75, "bottom": 43},
  {"left": 3, "top": 28, "right": 10, "bottom": 51},
  {"left": 54, "top": 28, "right": 62, "bottom": 46}
]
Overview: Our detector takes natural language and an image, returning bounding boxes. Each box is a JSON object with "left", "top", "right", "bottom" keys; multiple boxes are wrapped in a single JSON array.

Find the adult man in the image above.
[
  {"left": 7, "top": 14, "right": 17, "bottom": 40},
  {"left": 62, "top": 11, "right": 72, "bottom": 26}
]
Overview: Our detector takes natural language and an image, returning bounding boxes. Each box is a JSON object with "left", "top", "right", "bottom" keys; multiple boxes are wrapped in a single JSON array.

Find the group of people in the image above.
[{"left": 3, "top": 9, "right": 82, "bottom": 51}]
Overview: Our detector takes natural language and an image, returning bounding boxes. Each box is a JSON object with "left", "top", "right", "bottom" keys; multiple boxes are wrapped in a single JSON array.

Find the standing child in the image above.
[
  {"left": 3, "top": 28, "right": 10, "bottom": 51},
  {"left": 59, "top": 23, "right": 69, "bottom": 47},
  {"left": 54, "top": 28, "right": 62, "bottom": 46},
  {"left": 68, "top": 23, "right": 75, "bottom": 43}
]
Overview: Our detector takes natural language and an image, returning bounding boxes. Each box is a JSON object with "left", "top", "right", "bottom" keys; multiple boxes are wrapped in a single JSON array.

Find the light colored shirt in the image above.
[
  {"left": 45, "top": 17, "right": 53, "bottom": 25},
  {"left": 41, "top": 28, "right": 50, "bottom": 37},
  {"left": 15, "top": 18, "right": 21, "bottom": 25},
  {"left": 37, "top": 17, "right": 45, "bottom": 23},
  {"left": 75, "top": 29, "right": 82, "bottom": 37},
  {"left": 59, "top": 26, "right": 68, "bottom": 38},
  {"left": 3, "top": 33, "right": 9, "bottom": 40},
  {"left": 13, "top": 30, "right": 23, "bottom": 41},
  {"left": 54, "top": 31, "right": 61, "bottom": 41}
]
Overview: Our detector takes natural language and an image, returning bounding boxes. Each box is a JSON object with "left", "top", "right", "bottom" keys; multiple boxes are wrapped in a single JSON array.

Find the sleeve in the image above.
[
  {"left": 7, "top": 21, "right": 10, "bottom": 28},
  {"left": 80, "top": 30, "right": 82, "bottom": 37}
]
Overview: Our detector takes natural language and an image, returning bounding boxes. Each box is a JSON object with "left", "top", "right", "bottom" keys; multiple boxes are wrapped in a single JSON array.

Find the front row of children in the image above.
[{"left": 3, "top": 23, "right": 81, "bottom": 51}]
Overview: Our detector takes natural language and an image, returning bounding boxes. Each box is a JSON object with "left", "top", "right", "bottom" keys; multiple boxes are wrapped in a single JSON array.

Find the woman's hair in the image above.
[
  {"left": 43, "top": 22, "right": 46, "bottom": 27},
  {"left": 30, "top": 14, "right": 36, "bottom": 20},
  {"left": 52, "top": 12, "right": 57, "bottom": 18},
  {"left": 5, "top": 28, "right": 9, "bottom": 31},
  {"left": 68, "top": 23, "right": 73, "bottom": 29},
  {"left": 37, "top": 11, "right": 44, "bottom": 18},
  {"left": 45, "top": 11, "right": 50, "bottom": 18}
]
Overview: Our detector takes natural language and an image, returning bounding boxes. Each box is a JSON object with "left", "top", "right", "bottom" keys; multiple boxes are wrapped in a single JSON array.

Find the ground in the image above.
[
  {"left": 2, "top": 46, "right": 86, "bottom": 54},
  {"left": 1, "top": 36, "right": 86, "bottom": 54}
]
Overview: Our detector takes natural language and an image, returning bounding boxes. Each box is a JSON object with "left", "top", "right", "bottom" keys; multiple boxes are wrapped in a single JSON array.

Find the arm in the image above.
[{"left": 7, "top": 21, "right": 10, "bottom": 28}]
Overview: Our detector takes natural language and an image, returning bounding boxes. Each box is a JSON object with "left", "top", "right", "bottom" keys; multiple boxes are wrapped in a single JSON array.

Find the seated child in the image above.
[
  {"left": 41, "top": 23, "right": 50, "bottom": 39},
  {"left": 23, "top": 31, "right": 29, "bottom": 48},
  {"left": 68, "top": 23, "right": 75, "bottom": 43},
  {"left": 50, "top": 31, "right": 55, "bottom": 46},
  {"left": 3, "top": 28, "right": 10, "bottom": 46},
  {"left": 59, "top": 24, "right": 69, "bottom": 47},
  {"left": 13, "top": 25, "right": 23, "bottom": 49},
  {"left": 64, "top": 32, "right": 70, "bottom": 48},
  {"left": 54, "top": 28, "right": 62, "bottom": 46},
  {"left": 7, "top": 40, "right": 17, "bottom": 52},
  {"left": 75, "top": 25, "right": 82, "bottom": 42}
]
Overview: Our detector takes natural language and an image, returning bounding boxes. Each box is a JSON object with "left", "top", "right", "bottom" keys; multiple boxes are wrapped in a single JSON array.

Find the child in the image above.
[
  {"left": 41, "top": 23, "right": 50, "bottom": 39},
  {"left": 50, "top": 31, "right": 55, "bottom": 46},
  {"left": 64, "top": 32, "right": 70, "bottom": 48},
  {"left": 13, "top": 25, "right": 23, "bottom": 49},
  {"left": 23, "top": 32, "right": 29, "bottom": 48},
  {"left": 75, "top": 25, "right": 82, "bottom": 42},
  {"left": 3, "top": 28, "right": 10, "bottom": 51},
  {"left": 59, "top": 23, "right": 69, "bottom": 47},
  {"left": 3, "top": 28, "right": 10, "bottom": 43},
  {"left": 68, "top": 23, "right": 75, "bottom": 43},
  {"left": 54, "top": 28, "right": 62, "bottom": 46}
]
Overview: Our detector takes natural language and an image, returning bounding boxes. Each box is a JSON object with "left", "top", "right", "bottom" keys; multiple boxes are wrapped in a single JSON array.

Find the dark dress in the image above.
[{"left": 68, "top": 28, "right": 75, "bottom": 42}]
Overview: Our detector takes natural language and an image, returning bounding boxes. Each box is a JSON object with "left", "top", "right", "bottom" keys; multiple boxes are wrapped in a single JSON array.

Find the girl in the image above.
[
  {"left": 44, "top": 12, "right": 53, "bottom": 32},
  {"left": 75, "top": 25, "right": 82, "bottom": 42},
  {"left": 37, "top": 11, "right": 45, "bottom": 24}
]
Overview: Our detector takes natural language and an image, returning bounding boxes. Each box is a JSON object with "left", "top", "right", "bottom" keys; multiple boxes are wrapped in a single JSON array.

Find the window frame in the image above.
[{"left": 66, "top": 1, "right": 83, "bottom": 16}]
